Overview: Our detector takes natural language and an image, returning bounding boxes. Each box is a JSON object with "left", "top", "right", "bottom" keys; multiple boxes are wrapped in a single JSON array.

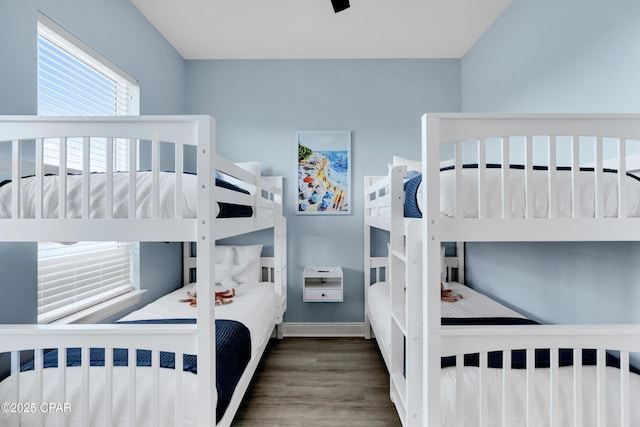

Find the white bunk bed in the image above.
[
  {"left": 365, "top": 114, "right": 640, "bottom": 426},
  {"left": 0, "top": 115, "right": 287, "bottom": 427}
]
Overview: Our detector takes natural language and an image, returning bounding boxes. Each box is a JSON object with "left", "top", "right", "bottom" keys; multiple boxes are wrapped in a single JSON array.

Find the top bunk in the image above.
[
  {"left": 365, "top": 113, "right": 640, "bottom": 241},
  {"left": 0, "top": 115, "right": 283, "bottom": 242}
]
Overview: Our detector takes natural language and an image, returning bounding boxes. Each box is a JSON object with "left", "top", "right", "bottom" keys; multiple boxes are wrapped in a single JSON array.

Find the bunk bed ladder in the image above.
[{"left": 388, "top": 165, "right": 423, "bottom": 426}]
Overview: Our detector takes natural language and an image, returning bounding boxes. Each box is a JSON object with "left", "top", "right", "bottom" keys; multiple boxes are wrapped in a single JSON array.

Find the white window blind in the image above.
[
  {"left": 36, "top": 13, "right": 139, "bottom": 324},
  {"left": 37, "top": 12, "right": 139, "bottom": 172},
  {"left": 38, "top": 242, "right": 133, "bottom": 324}
]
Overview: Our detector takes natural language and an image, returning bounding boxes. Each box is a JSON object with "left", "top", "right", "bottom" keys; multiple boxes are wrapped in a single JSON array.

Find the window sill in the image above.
[{"left": 50, "top": 290, "right": 147, "bottom": 325}]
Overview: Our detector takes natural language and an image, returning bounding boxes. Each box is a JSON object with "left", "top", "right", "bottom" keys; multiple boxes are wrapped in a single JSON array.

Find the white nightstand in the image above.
[{"left": 303, "top": 267, "right": 343, "bottom": 302}]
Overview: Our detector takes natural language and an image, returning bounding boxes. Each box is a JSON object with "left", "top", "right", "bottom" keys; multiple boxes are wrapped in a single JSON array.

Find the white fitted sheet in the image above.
[
  {"left": 367, "top": 281, "right": 526, "bottom": 364},
  {"left": 119, "top": 282, "right": 277, "bottom": 353}
]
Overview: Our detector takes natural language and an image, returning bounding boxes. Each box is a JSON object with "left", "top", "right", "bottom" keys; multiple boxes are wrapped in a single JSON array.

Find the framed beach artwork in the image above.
[{"left": 297, "top": 130, "right": 351, "bottom": 215}]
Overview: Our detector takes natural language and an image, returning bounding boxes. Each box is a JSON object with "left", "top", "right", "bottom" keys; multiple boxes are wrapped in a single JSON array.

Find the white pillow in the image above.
[
  {"left": 235, "top": 161, "right": 261, "bottom": 176},
  {"left": 231, "top": 244, "right": 263, "bottom": 284},
  {"left": 214, "top": 246, "right": 233, "bottom": 264},
  {"left": 393, "top": 155, "right": 422, "bottom": 172}
]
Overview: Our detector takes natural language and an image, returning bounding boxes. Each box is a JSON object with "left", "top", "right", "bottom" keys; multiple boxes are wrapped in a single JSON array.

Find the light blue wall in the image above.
[
  {"left": 186, "top": 59, "right": 461, "bottom": 322},
  {"left": 461, "top": 0, "right": 640, "bottom": 325},
  {"left": 462, "top": 0, "right": 640, "bottom": 113},
  {"left": 0, "top": 0, "right": 187, "bottom": 323}
]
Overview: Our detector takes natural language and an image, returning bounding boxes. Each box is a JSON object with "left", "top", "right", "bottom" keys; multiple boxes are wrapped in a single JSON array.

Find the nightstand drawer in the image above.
[{"left": 303, "top": 288, "right": 342, "bottom": 302}]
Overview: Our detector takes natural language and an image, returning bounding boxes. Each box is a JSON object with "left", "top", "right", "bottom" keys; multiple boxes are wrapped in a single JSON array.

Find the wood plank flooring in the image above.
[{"left": 233, "top": 337, "right": 402, "bottom": 427}]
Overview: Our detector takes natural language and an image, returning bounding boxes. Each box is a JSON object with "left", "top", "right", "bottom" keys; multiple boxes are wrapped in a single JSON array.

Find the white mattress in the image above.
[
  {"left": 367, "top": 281, "right": 525, "bottom": 356},
  {"left": 435, "top": 166, "right": 640, "bottom": 218},
  {"left": 119, "top": 282, "right": 277, "bottom": 353},
  {"left": 440, "top": 362, "right": 640, "bottom": 426},
  {"left": 0, "top": 172, "right": 274, "bottom": 219},
  {"left": 0, "top": 282, "right": 276, "bottom": 427},
  {"left": 376, "top": 166, "right": 640, "bottom": 218},
  {"left": 366, "top": 281, "right": 640, "bottom": 426}
]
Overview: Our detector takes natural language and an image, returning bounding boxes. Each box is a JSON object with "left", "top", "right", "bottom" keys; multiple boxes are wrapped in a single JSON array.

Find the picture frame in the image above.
[{"left": 297, "top": 130, "right": 351, "bottom": 215}]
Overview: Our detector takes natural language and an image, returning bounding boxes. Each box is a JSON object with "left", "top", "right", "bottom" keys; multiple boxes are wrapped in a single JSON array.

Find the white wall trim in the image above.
[{"left": 282, "top": 322, "right": 364, "bottom": 337}]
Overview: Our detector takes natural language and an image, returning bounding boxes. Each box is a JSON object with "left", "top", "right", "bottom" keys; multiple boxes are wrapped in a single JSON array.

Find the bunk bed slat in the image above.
[
  {"left": 152, "top": 139, "right": 160, "bottom": 219},
  {"left": 454, "top": 354, "right": 464, "bottom": 427},
  {"left": 128, "top": 348, "right": 136, "bottom": 427},
  {"left": 81, "top": 347, "right": 90, "bottom": 426},
  {"left": 550, "top": 348, "right": 560, "bottom": 427},
  {"left": 11, "top": 139, "right": 20, "bottom": 219},
  {"left": 501, "top": 349, "right": 511, "bottom": 427},
  {"left": 621, "top": 351, "right": 630, "bottom": 427},
  {"left": 9, "top": 351, "right": 19, "bottom": 427},
  {"left": 525, "top": 136, "right": 534, "bottom": 219},
  {"left": 595, "top": 137, "right": 604, "bottom": 219},
  {"left": 477, "top": 138, "right": 487, "bottom": 219},
  {"left": 526, "top": 347, "right": 535, "bottom": 425},
  {"left": 58, "top": 138, "right": 67, "bottom": 219},
  {"left": 105, "top": 137, "right": 114, "bottom": 219},
  {"left": 571, "top": 136, "right": 580, "bottom": 218},
  {"left": 82, "top": 137, "right": 90, "bottom": 220},
  {"left": 479, "top": 351, "right": 488, "bottom": 427},
  {"left": 455, "top": 142, "right": 463, "bottom": 219},
  {"left": 57, "top": 346, "right": 67, "bottom": 427},
  {"left": 573, "top": 348, "right": 583, "bottom": 427},
  {"left": 174, "top": 352, "right": 184, "bottom": 427},
  {"left": 34, "top": 348, "right": 44, "bottom": 427},
  {"left": 128, "top": 138, "right": 137, "bottom": 219},
  {"left": 548, "top": 136, "right": 558, "bottom": 219},
  {"left": 104, "top": 347, "right": 113, "bottom": 427},
  {"left": 596, "top": 348, "right": 606, "bottom": 427},
  {"left": 175, "top": 143, "right": 184, "bottom": 219},
  {"left": 501, "top": 137, "right": 510, "bottom": 219},
  {"left": 618, "top": 139, "right": 627, "bottom": 218},
  {"left": 35, "top": 138, "right": 43, "bottom": 220},
  {"left": 152, "top": 350, "right": 160, "bottom": 427}
]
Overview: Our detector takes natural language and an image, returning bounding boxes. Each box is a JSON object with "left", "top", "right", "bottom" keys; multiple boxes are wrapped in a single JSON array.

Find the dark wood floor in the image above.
[{"left": 233, "top": 337, "right": 402, "bottom": 427}]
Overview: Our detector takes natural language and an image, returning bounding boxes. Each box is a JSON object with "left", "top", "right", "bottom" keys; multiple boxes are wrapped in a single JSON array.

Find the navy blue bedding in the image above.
[
  {"left": 440, "top": 317, "right": 638, "bottom": 374},
  {"left": 19, "top": 318, "right": 251, "bottom": 423},
  {"left": 402, "top": 164, "right": 640, "bottom": 219}
]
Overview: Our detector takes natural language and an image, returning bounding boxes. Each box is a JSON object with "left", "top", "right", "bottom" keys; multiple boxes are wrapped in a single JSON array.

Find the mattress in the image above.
[
  {"left": 0, "top": 172, "right": 274, "bottom": 219},
  {"left": 119, "top": 282, "right": 277, "bottom": 353},
  {"left": 401, "top": 165, "right": 640, "bottom": 218},
  {"left": 0, "top": 282, "right": 276, "bottom": 426},
  {"left": 366, "top": 281, "right": 640, "bottom": 426},
  {"left": 367, "top": 281, "right": 526, "bottom": 356}
]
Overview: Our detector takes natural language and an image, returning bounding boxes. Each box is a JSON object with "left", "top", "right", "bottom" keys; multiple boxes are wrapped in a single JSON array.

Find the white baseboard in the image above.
[{"left": 282, "top": 322, "right": 364, "bottom": 337}]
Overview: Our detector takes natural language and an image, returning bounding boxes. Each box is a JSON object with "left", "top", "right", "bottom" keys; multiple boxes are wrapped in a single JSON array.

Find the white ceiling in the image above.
[{"left": 130, "top": 0, "right": 511, "bottom": 60}]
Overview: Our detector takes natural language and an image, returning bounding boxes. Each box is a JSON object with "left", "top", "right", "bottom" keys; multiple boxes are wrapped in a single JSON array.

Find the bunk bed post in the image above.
[
  {"left": 196, "top": 116, "right": 217, "bottom": 427},
  {"left": 275, "top": 188, "right": 287, "bottom": 340},
  {"left": 421, "top": 114, "right": 442, "bottom": 426},
  {"left": 364, "top": 177, "right": 372, "bottom": 339},
  {"left": 405, "top": 219, "right": 423, "bottom": 425}
]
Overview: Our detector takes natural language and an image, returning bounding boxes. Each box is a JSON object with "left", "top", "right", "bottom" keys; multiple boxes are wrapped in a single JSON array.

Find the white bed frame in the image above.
[
  {"left": 365, "top": 113, "right": 640, "bottom": 427},
  {"left": 0, "top": 115, "right": 287, "bottom": 427}
]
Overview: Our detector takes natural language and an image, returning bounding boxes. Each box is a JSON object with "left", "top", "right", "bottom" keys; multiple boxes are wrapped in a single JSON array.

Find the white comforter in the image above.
[
  {"left": 418, "top": 167, "right": 640, "bottom": 218},
  {"left": 0, "top": 283, "right": 276, "bottom": 427}
]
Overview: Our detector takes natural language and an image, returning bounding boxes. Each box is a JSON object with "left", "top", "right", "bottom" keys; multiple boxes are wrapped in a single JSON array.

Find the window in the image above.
[
  {"left": 36, "top": 13, "right": 140, "bottom": 323},
  {"left": 37, "top": 12, "right": 139, "bottom": 172},
  {"left": 37, "top": 242, "right": 133, "bottom": 324}
]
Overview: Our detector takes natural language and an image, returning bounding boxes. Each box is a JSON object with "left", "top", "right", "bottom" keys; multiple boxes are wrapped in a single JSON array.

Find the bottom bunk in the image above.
[
  {"left": 0, "top": 265, "right": 280, "bottom": 427},
  {"left": 367, "top": 278, "right": 640, "bottom": 426}
]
